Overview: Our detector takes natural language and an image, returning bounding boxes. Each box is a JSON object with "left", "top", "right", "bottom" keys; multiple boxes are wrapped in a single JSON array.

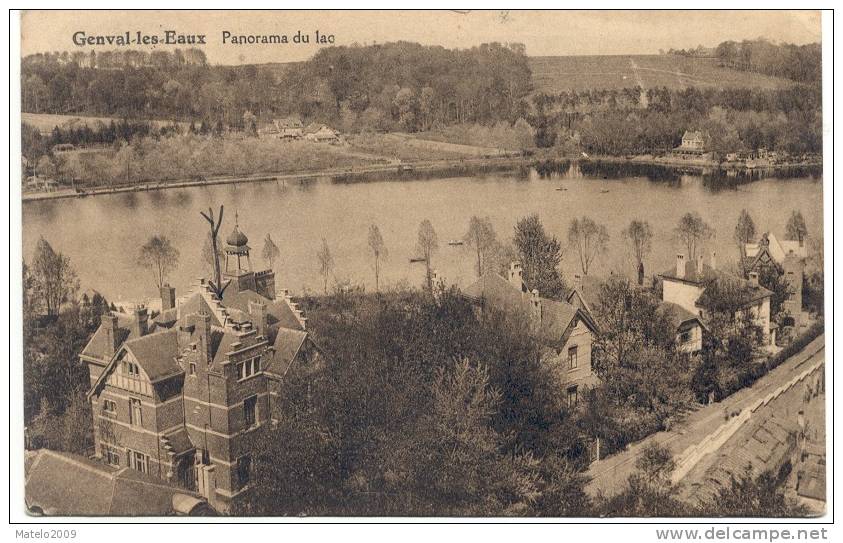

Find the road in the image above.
[{"left": 585, "top": 335, "right": 825, "bottom": 497}]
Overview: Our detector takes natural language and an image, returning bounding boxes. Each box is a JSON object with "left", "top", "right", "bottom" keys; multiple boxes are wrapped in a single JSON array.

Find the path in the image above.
[{"left": 585, "top": 335, "right": 825, "bottom": 497}]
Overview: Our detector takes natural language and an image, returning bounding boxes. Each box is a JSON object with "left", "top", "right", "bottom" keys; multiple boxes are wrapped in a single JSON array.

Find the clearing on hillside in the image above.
[{"left": 529, "top": 55, "right": 797, "bottom": 93}]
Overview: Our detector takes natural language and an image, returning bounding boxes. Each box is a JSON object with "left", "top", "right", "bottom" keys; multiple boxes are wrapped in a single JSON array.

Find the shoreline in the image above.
[
  {"left": 583, "top": 154, "right": 823, "bottom": 172},
  {"left": 21, "top": 153, "right": 821, "bottom": 203}
]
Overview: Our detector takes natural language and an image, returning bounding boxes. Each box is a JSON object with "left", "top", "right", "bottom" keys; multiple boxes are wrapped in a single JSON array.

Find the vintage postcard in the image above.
[{"left": 15, "top": 9, "right": 828, "bottom": 523}]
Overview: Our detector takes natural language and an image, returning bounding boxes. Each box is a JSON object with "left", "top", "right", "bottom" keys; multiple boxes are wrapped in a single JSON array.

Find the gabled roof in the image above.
[
  {"left": 81, "top": 313, "right": 158, "bottom": 364},
  {"left": 123, "top": 329, "right": 182, "bottom": 382},
  {"left": 87, "top": 329, "right": 182, "bottom": 400},
  {"left": 270, "top": 327, "right": 308, "bottom": 376},
  {"left": 745, "top": 232, "right": 807, "bottom": 264},
  {"left": 462, "top": 272, "right": 597, "bottom": 345},
  {"left": 275, "top": 116, "right": 303, "bottom": 128},
  {"left": 25, "top": 449, "right": 212, "bottom": 516},
  {"left": 682, "top": 130, "right": 707, "bottom": 141},
  {"left": 657, "top": 301, "right": 707, "bottom": 332},
  {"left": 566, "top": 275, "right": 604, "bottom": 318},
  {"left": 462, "top": 272, "right": 528, "bottom": 312}
]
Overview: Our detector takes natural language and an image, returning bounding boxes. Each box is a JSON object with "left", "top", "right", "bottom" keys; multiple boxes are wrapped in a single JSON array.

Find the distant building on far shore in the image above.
[{"left": 673, "top": 130, "right": 709, "bottom": 156}]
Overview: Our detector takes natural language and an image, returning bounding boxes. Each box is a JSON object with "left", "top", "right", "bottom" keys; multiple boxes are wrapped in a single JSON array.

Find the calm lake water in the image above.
[{"left": 22, "top": 166, "right": 823, "bottom": 303}]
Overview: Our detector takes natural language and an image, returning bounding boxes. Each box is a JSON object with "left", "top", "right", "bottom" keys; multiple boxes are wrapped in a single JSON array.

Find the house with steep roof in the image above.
[
  {"left": 745, "top": 232, "right": 808, "bottom": 325},
  {"left": 745, "top": 231, "right": 807, "bottom": 265},
  {"left": 462, "top": 262, "right": 599, "bottom": 407},
  {"left": 304, "top": 124, "right": 341, "bottom": 143},
  {"left": 25, "top": 449, "right": 216, "bottom": 516},
  {"left": 273, "top": 116, "right": 304, "bottom": 139},
  {"left": 659, "top": 252, "right": 775, "bottom": 346},
  {"left": 566, "top": 273, "right": 705, "bottom": 355},
  {"left": 80, "top": 220, "right": 323, "bottom": 512},
  {"left": 565, "top": 274, "right": 603, "bottom": 323},
  {"left": 656, "top": 301, "right": 707, "bottom": 354},
  {"left": 673, "top": 130, "right": 709, "bottom": 156}
]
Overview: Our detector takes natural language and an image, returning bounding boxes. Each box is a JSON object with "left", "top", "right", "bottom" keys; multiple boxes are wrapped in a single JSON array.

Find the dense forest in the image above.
[
  {"left": 21, "top": 42, "right": 532, "bottom": 131},
  {"left": 531, "top": 84, "right": 822, "bottom": 155},
  {"left": 714, "top": 39, "right": 822, "bottom": 83},
  {"left": 20, "top": 38, "right": 822, "bottom": 167}
]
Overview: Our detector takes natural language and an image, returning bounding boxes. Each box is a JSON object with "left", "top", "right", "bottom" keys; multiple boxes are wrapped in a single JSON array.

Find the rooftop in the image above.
[{"left": 25, "top": 449, "right": 214, "bottom": 516}]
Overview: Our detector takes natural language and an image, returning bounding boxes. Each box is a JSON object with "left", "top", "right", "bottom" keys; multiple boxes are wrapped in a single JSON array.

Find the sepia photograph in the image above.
[{"left": 12, "top": 8, "right": 830, "bottom": 526}]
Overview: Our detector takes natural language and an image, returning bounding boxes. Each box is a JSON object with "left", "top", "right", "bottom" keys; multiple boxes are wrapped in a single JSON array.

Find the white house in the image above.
[{"left": 659, "top": 253, "right": 775, "bottom": 346}]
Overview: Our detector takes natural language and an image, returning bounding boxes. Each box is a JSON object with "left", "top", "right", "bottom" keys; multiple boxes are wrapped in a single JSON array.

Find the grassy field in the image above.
[
  {"left": 22, "top": 112, "right": 187, "bottom": 133},
  {"left": 347, "top": 133, "right": 480, "bottom": 162},
  {"left": 528, "top": 55, "right": 797, "bottom": 93}
]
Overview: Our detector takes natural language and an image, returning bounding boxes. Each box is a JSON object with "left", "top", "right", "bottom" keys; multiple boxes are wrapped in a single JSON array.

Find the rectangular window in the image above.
[
  {"left": 244, "top": 395, "right": 257, "bottom": 427},
  {"left": 189, "top": 362, "right": 196, "bottom": 376},
  {"left": 237, "top": 357, "right": 262, "bottom": 381},
  {"left": 102, "top": 399, "right": 117, "bottom": 415},
  {"left": 568, "top": 346, "right": 578, "bottom": 369},
  {"left": 127, "top": 449, "right": 148, "bottom": 474},
  {"left": 567, "top": 386, "right": 578, "bottom": 408},
  {"left": 129, "top": 398, "right": 142, "bottom": 426},
  {"left": 101, "top": 444, "right": 120, "bottom": 466},
  {"left": 237, "top": 455, "right": 251, "bottom": 487},
  {"left": 679, "top": 330, "right": 692, "bottom": 344},
  {"left": 124, "top": 361, "right": 139, "bottom": 377}
]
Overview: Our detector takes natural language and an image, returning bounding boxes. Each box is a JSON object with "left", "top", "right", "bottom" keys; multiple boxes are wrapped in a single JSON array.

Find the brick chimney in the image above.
[
  {"left": 195, "top": 312, "right": 213, "bottom": 365},
  {"left": 748, "top": 271, "right": 759, "bottom": 287},
  {"left": 508, "top": 261, "right": 523, "bottom": 290},
  {"left": 102, "top": 313, "right": 119, "bottom": 357},
  {"left": 132, "top": 306, "right": 149, "bottom": 337},
  {"left": 676, "top": 254, "right": 686, "bottom": 279},
  {"left": 160, "top": 284, "right": 176, "bottom": 311},
  {"left": 248, "top": 300, "right": 267, "bottom": 337},
  {"left": 530, "top": 289, "right": 542, "bottom": 323}
]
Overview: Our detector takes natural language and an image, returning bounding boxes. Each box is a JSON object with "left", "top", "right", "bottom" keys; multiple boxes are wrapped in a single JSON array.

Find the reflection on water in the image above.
[{"left": 22, "top": 169, "right": 823, "bottom": 303}]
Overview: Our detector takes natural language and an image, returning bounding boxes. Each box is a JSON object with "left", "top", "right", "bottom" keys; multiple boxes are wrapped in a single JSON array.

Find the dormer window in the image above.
[{"left": 123, "top": 361, "right": 140, "bottom": 376}]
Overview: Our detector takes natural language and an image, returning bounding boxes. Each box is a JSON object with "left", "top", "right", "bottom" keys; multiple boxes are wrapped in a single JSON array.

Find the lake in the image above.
[{"left": 22, "top": 164, "right": 823, "bottom": 304}]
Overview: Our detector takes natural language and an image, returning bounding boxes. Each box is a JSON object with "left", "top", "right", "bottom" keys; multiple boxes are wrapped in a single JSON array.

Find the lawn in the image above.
[{"left": 22, "top": 112, "right": 187, "bottom": 134}]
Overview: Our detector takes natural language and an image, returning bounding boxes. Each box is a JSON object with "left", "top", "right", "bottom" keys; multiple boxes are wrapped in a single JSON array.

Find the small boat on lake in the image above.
[
  {"left": 555, "top": 187, "right": 567, "bottom": 191},
  {"left": 448, "top": 240, "right": 464, "bottom": 246},
  {"left": 601, "top": 189, "right": 610, "bottom": 193},
  {"left": 409, "top": 257, "right": 426, "bottom": 263}
]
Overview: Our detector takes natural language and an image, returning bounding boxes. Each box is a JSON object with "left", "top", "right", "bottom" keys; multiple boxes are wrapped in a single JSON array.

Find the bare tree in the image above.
[
  {"left": 568, "top": 216, "right": 610, "bottom": 276},
  {"left": 463, "top": 216, "right": 497, "bottom": 277},
  {"left": 417, "top": 219, "right": 439, "bottom": 289},
  {"left": 201, "top": 233, "right": 222, "bottom": 278},
  {"left": 674, "top": 212, "right": 713, "bottom": 262},
  {"left": 622, "top": 219, "right": 653, "bottom": 285},
  {"left": 262, "top": 234, "right": 281, "bottom": 270},
  {"left": 316, "top": 238, "right": 334, "bottom": 294},
  {"left": 199, "top": 205, "right": 226, "bottom": 297},
  {"left": 138, "top": 235, "right": 180, "bottom": 288},
  {"left": 785, "top": 210, "right": 808, "bottom": 244},
  {"left": 734, "top": 209, "right": 756, "bottom": 277},
  {"left": 30, "top": 237, "right": 79, "bottom": 316},
  {"left": 367, "top": 224, "right": 387, "bottom": 292}
]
